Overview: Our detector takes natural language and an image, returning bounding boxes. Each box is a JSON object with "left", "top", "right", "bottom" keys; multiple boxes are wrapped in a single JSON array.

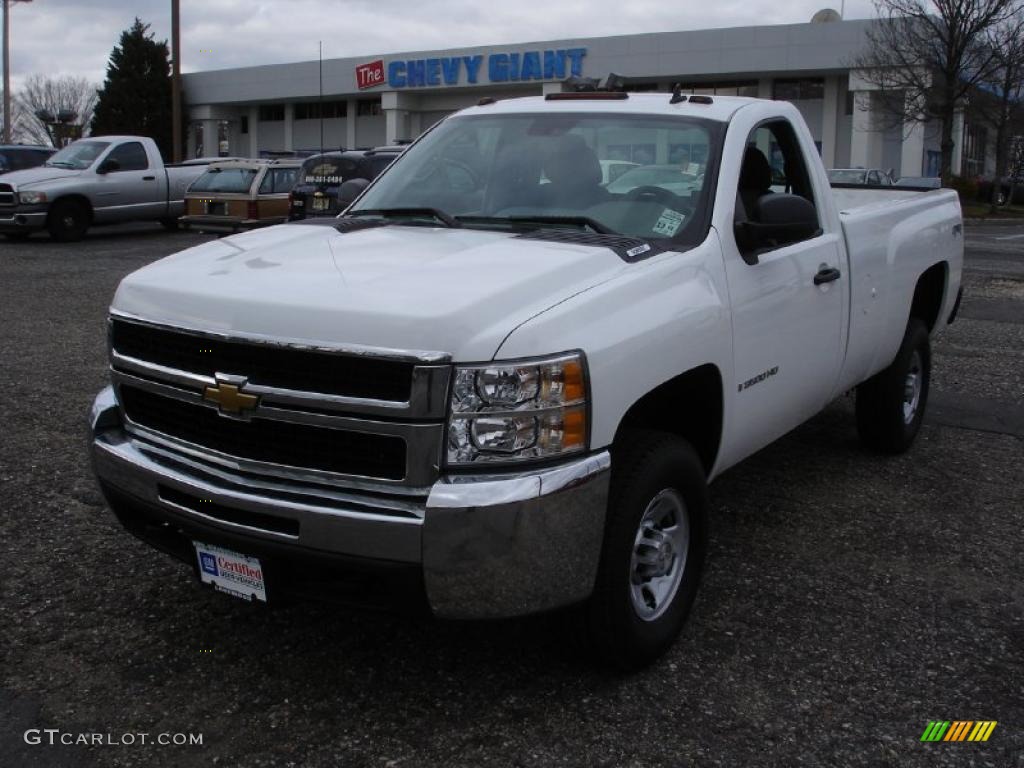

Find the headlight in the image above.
[
  {"left": 18, "top": 191, "right": 47, "bottom": 204},
  {"left": 446, "top": 351, "right": 589, "bottom": 466}
]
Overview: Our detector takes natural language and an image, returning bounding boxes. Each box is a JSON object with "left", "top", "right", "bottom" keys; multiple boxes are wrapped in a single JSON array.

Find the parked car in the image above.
[
  {"left": 0, "top": 136, "right": 215, "bottom": 241},
  {"left": 606, "top": 163, "right": 703, "bottom": 196},
  {"left": 180, "top": 159, "right": 301, "bottom": 232},
  {"left": 90, "top": 93, "right": 962, "bottom": 670},
  {"left": 828, "top": 167, "right": 896, "bottom": 186},
  {"left": 599, "top": 159, "right": 639, "bottom": 185},
  {"left": 0, "top": 144, "right": 55, "bottom": 174},
  {"left": 288, "top": 147, "right": 403, "bottom": 220}
]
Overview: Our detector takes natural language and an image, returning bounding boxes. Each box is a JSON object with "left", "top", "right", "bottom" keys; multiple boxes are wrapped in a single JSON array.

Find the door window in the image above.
[
  {"left": 734, "top": 120, "right": 821, "bottom": 256},
  {"left": 106, "top": 142, "right": 150, "bottom": 171},
  {"left": 259, "top": 167, "right": 299, "bottom": 194}
]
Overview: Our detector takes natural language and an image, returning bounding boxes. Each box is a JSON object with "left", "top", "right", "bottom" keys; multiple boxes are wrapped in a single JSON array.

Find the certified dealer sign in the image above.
[{"left": 355, "top": 48, "right": 587, "bottom": 90}]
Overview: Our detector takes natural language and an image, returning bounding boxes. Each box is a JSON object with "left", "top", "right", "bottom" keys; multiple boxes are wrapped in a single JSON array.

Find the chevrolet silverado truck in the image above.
[
  {"left": 0, "top": 136, "right": 212, "bottom": 241},
  {"left": 89, "top": 92, "right": 963, "bottom": 668}
]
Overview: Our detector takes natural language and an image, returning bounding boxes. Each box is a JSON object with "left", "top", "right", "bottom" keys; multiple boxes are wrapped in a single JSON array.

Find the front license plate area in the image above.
[{"left": 194, "top": 541, "right": 267, "bottom": 602}]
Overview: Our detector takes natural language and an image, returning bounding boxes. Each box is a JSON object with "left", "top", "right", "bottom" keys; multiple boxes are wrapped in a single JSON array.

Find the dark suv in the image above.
[
  {"left": 288, "top": 146, "right": 403, "bottom": 220},
  {"left": 0, "top": 145, "right": 55, "bottom": 174}
]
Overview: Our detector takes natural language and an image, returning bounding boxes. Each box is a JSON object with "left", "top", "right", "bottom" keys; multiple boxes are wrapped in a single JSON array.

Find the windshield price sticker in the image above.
[{"left": 653, "top": 208, "right": 685, "bottom": 237}]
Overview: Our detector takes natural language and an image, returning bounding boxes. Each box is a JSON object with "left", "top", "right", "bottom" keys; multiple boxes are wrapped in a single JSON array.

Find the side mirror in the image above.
[
  {"left": 337, "top": 178, "right": 369, "bottom": 206},
  {"left": 734, "top": 193, "right": 821, "bottom": 264},
  {"left": 97, "top": 158, "right": 120, "bottom": 174}
]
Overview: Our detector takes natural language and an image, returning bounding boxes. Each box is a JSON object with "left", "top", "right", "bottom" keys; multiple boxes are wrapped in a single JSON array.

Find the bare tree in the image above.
[
  {"left": 849, "top": 0, "right": 1021, "bottom": 182},
  {"left": 1, "top": 88, "right": 25, "bottom": 142},
  {"left": 15, "top": 74, "right": 98, "bottom": 147},
  {"left": 970, "top": 15, "right": 1024, "bottom": 208}
]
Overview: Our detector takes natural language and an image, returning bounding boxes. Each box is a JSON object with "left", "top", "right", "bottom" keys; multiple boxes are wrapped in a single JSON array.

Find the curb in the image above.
[{"left": 963, "top": 217, "right": 1024, "bottom": 226}]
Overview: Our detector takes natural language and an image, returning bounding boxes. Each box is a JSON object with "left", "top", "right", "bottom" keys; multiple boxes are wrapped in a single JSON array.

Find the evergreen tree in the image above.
[{"left": 91, "top": 18, "right": 173, "bottom": 159}]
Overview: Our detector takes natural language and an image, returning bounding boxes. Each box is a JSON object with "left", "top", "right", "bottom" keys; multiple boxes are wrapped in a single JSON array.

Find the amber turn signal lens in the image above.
[
  {"left": 562, "top": 360, "right": 585, "bottom": 403},
  {"left": 562, "top": 406, "right": 587, "bottom": 449}
]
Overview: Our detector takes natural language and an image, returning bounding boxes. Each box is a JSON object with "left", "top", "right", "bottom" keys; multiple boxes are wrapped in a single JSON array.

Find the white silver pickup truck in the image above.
[
  {"left": 0, "top": 136, "right": 211, "bottom": 241},
  {"left": 89, "top": 92, "right": 963, "bottom": 668}
]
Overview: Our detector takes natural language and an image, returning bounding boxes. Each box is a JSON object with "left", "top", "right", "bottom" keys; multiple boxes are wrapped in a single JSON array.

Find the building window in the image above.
[
  {"left": 258, "top": 104, "right": 284, "bottom": 121},
  {"left": 295, "top": 101, "right": 349, "bottom": 120},
  {"left": 676, "top": 81, "right": 758, "bottom": 97},
  {"left": 963, "top": 122, "right": 987, "bottom": 178},
  {"left": 773, "top": 78, "right": 824, "bottom": 101},
  {"left": 624, "top": 82, "right": 659, "bottom": 92},
  {"left": 356, "top": 99, "right": 382, "bottom": 117},
  {"left": 240, "top": 115, "right": 248, "bottom": 134}
]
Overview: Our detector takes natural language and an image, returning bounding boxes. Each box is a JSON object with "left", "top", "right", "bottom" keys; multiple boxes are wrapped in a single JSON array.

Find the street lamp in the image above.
[{"left": 2, "top": 0, "right": 32, "bottom": 144}]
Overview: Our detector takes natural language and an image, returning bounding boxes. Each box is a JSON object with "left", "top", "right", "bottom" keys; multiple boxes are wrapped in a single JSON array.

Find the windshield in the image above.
[
  {"left": 828, "top": 169, "right": 867, "bottom": 184},
  {"left": 189, "top": 167, "right": 259, "bottom": 193},
  {"left": 45, "top": 141, "right": 110, "bottom": 170},
  {"left": 350, "top": 112, "right": 721, "bottom": 244}
]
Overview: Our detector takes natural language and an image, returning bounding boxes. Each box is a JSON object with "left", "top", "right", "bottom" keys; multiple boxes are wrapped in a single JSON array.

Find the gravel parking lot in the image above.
[{"left": 1, "top": 221, "right": 1022, "bottom": 768}]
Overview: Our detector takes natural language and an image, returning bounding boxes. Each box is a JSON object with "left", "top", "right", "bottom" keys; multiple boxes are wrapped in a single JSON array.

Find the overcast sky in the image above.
[{"left": 10, "top": 0, "right": 878, "bottom": 91}]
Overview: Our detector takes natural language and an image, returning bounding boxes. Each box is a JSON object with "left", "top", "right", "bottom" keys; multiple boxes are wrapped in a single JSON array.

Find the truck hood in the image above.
[
  {"left": 112, "top": 223, "right": 631, "bottom": 361},
  {"left": 0, "top": 166, "right": 81, "bottom": 188}
]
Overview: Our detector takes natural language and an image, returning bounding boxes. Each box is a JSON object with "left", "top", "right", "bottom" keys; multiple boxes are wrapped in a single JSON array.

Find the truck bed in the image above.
[{"left": 833, "top": 186, "right": 963, "bottom": 394}]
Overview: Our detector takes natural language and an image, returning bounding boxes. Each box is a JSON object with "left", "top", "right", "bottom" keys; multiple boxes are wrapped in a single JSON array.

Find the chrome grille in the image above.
[{"left": 109, "top": 314, "right": 451, "bottom": 491}]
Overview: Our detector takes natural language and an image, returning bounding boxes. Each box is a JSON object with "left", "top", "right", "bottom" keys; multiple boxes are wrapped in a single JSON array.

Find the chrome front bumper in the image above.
[
  {"left": 90, "top": 386, "right": 610, "bottom": 619},
  {"left": 0, "top": 210, "right": 47, "bottom": 229}
]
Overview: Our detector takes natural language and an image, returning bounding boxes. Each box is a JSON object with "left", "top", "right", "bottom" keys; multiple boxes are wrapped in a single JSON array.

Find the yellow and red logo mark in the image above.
[{"left": 920, "top": 721, "right": 997, "bottom": 742}]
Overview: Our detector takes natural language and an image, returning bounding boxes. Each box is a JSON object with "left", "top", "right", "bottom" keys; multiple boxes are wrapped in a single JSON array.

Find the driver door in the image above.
[{"left": 723, "top": 119, "right": 845, "bottom": 460}]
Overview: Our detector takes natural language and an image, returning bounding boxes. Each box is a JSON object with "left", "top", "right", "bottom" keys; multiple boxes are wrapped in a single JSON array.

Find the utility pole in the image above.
[
  {"left": 319, "top": 41, "right": 323, "bottom": 156},
  {"left": 171, "top": 0, "right": 182, "bottom": 162},
  {"left": 2, "top": 0, "right": 32, "bottom": 144}
]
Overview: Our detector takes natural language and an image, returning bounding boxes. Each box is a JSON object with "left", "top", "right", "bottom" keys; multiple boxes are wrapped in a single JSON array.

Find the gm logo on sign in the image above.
[
  {"left": 920, "top": 721, "right": 997, "bottom": 742},
  {"left": 199, "top": 553, "right": 218, "bottom": 576},
  {"left": 356, "top": 59, "right": 385, "bottom": 90}
]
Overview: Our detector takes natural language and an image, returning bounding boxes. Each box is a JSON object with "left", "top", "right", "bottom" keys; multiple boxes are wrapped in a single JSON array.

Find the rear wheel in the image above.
[
  {"left": 856, "top": 318, "right": 931, "bottom": 453},
  {"left": 46, "top": 199, "right": 90, "bottom": 242},
  {"left": 587, "top": 431, "right": 708, "bottom": 671}
]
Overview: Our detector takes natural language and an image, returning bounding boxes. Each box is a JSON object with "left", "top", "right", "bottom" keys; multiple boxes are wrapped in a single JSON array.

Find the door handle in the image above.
[
  {"left": 813, "top": 266, "right": 841, "bottom": 285},
  {"left": 142, "top": 175, "right": 156, "bottom": 181}
]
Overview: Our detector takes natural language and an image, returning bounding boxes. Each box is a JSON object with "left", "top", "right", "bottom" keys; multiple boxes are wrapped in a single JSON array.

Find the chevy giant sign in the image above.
[{"left": 356, "top": 48, "right": 587, "bottom": 90}]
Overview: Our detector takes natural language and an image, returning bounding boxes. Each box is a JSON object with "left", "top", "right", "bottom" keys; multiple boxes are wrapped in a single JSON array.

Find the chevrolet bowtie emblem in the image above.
[{"left": 204, "top": 380, "right": 258, "bottom": 416}]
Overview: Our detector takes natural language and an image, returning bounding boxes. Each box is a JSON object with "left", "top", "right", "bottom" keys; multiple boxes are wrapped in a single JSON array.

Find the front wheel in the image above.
[
  {"left": 46, "top": 199, "right": 90, "bottom": 242},
  {"left": 855, "top": 317, "right": 931, "bottom": 453},
  {"left": 587, "top": 431, "right": 708, "bottom": 671}
]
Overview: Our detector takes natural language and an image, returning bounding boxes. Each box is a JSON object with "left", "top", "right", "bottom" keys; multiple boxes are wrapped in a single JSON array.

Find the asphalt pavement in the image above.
[{"left": 0, "top": 220, "right": 1021, "bottom": 768}]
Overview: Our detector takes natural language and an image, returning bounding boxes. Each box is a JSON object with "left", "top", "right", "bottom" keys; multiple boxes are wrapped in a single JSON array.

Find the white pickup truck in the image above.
[
  {"left": 89, "top": 92, "right": 963, "bottom": 668},
  {"left": 0, "top": 136, "right": 211, "bottom": 241}
]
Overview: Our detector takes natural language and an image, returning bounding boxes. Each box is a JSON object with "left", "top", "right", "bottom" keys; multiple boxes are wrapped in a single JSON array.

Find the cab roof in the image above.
[{"left": 456, "top": 92, "right": 757, "bottom": 122}]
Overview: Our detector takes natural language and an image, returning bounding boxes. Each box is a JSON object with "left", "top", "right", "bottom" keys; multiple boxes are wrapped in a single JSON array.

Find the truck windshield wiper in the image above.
[
  {"left": 347, "top": 207, "right": 461, "bottom": 228},
  {"left": 457, "top": 215, "right": 615, "bottom": 235}
]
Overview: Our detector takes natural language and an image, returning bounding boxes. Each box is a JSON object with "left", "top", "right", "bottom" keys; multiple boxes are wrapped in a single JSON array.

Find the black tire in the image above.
[
  {"left": 855, "top": 317, "right": 931, "bottom": 454},
  {"left": 159, "top": 218, "right": 180, "bottom": 231},
  {"left": 46, "top": 199, "right": 90, "bottom": 242},
  {"left": 587, "top": 430, "right": 708, "bottom": 671},
  {"left": 2, "top": 231, "right": 31, "bottom": 241}
]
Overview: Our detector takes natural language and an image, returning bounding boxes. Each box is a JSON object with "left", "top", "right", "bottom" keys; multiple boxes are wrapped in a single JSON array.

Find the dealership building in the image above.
[{"left": 182, "top": 16, "right": 992, "bottom": 179}]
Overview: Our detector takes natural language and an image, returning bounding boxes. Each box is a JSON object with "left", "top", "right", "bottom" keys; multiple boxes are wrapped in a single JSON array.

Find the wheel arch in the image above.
[
  {"left": 910, "top": 261, "right": 948, "bottom": 333},
  {"left": 48, "top": 194, "right": 94, "bottom": 223},
  {"left": 612, "top": 363, "right": 724, "bottom": 477}
]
